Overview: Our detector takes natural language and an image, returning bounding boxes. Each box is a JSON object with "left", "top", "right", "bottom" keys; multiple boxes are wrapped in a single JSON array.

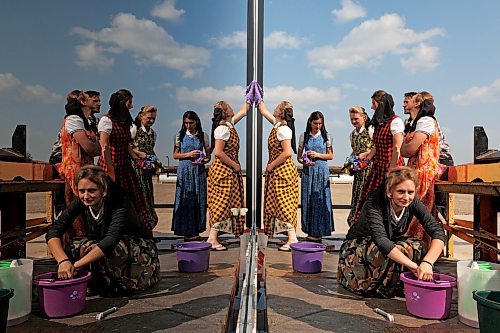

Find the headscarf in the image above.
[
  {"left": 64, "top": 98, "right": 96, "bottom": 133},
  {"left": 282, "top": 108, "right": 297, "bottom": 154},
  {"left": 370, "top": 93, "right": 395, "bottom": 128},
  {"left": 210, "top": 107, "right": 225, "bottom": 151},
  {"left": 404, "top": 99, "right": 436, "bottom": 134},
  {"left": 108, "top": 92, "right": 133, "bottom": 127}
]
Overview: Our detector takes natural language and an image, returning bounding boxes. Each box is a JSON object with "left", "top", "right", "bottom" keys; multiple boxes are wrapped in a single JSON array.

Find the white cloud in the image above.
[
  {"left": 332, "top": 0, "right": 366, "bottom": 23},
  {"left": 400, "top": 43, "right": 439, "bottom": 73},
  {"left": 213, "top": 30, "right": 306, "bottom": 49},
  {"left": 0, "top": 73, "right": 21, "bottom": 92},
  {"left": 0, "top": 73, "right": 62, "bottom": 103},
  {"left": 71, "top": 13, "right": 210, "bottom": 78},
  {"left": 75, "top": 42, "right": 114, "bottom": 69},
  {"left": 151, "top": 0, "right": 185, "bottom": 22},
  {"left": 308, "top": 14, "right": 445, "bottom": 78},
  {"left": 216, "top": 31, "right": 247, "bottom": 48},
  {"left": 451, "top": 78, "right": 500, "bottom": 105},
  {"left": 265, "top": 31, "right": 305, "bottom": 49}
]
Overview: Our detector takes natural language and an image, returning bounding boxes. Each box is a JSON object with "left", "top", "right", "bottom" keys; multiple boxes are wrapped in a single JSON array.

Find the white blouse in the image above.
[
  {"left": 274, "top": 122, "right": 292, "bottom": 141},
  {"left": 214, "top": 121, "right": 235, "bottom": 141},
  {"left": 64, "top": 115, "right": 85, "bottom": 135}
]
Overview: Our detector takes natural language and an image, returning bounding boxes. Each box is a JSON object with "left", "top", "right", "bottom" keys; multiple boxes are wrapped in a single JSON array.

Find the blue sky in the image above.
[{"left": 1, "top": 0, "right": 499, "bottom": 167}]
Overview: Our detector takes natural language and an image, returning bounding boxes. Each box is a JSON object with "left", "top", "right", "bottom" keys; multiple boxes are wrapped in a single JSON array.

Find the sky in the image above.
[{"left": 1, "top": 0, "right": 499, "bottom": 168}]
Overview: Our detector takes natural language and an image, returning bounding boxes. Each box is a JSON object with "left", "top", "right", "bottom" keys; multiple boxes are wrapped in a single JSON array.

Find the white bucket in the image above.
[
  {"left": 0, "top": 259, "right": 33, "bottom": 326},
  {"left": 457, "top": 260, "right": 500, "bottom": 328}
]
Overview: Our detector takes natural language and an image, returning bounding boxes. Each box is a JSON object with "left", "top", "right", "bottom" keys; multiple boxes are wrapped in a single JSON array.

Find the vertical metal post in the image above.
[{"left": 246, "top": 0, "right": 263, "bottom": 230}]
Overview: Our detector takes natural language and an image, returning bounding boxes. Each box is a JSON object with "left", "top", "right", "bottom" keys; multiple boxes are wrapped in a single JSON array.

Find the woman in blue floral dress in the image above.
[
  {"left": 297, "top": 111, "right": 334, "bottom": 241},
  {"left": 172, "top": 111, "right": 211, "bottom": 240}
]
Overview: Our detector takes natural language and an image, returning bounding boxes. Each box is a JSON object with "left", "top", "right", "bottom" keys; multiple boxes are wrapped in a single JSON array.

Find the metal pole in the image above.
[{"left": 246, "top": 0, "right": 263, "bottom": 230}]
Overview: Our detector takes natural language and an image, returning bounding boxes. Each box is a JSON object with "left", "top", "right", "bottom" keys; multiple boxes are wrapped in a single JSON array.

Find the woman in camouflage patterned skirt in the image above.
[
  {"left": 257, "top": 100, "right": 299, "bottom": 252},
  {"left": 337, "top": 167, "right": 445, "bottom": 298},
  {"left": 207, "top": 101, "right": 250, "bottom": 251},
  {"left": 346, "top": 106, "right": 373, "bottom": 226},
  {"left": 130, "top": 105, "right": 159, "bottom": 228},
  {"left": 46, "top": 165, "right": 160, "bottom": 296}
]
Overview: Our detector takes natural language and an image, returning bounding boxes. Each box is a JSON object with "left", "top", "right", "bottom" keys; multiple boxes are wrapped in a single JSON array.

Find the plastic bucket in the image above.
[
  {"left": 0, "top": 289, "right": 14, "bottom": 333},
  {"left": 473, "top": 290, "right": 500, "bottom": 333},
  {"left": 0, "top": 259, "right": 33, "bottom": 326},
  {"left": 457, "top": 260, "right": 500, "bottom": 327},
  {"left": 290, "top": 242, "right": 327, "bottom": 274},
  {"left": 33, "top": 270, "right": 92, "bottom": 318},
  {"left": 176, "top": 241, "right": 211, "bottom": 273},
  {"left": 400, "top": 272, "right": 456, "bottom": 319}
]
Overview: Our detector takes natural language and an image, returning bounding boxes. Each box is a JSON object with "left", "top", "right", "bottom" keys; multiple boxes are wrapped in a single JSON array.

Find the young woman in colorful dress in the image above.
[
  {"left": 401, "top": 92, "right": 441, "bottom": 246},
  {"left": 58, "top": 90, "right": 101, "bottom": 236}
]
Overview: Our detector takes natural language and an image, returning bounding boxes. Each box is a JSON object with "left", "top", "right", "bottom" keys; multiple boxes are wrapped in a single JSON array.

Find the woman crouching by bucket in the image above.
[
  {"left": 46, "top": 165, "right": 160, "bottom": 296},
  {"left": 337, "top": 166, "right": 445, "bottom": 298}
]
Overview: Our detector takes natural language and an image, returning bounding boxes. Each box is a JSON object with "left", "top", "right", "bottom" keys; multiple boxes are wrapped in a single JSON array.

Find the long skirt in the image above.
[
  {"left": 337, "top": 237, "right": 427, "bottom": 298},
  {"left": 66, "top": 236, "right": 160, "bottom": 296}
]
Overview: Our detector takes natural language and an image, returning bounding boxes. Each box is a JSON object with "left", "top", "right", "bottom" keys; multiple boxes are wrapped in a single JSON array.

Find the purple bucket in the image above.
[
  {"left": 176, "top": 241, "right": 212, "bottom": 273},
  {"left": 33, "top": 270, "right": 92, "bottom": 318},
  {"left": 400, "top": 271, "right": 456, "bottom": 319},
  {"left": 290, "top": 242, "right": 327, "bottom": 273}
]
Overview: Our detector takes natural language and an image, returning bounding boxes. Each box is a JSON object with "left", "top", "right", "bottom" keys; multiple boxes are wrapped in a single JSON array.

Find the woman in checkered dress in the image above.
[
  {"left": 207, "top": 101, "right": 250, "bottom": 250},
  {"left": 97, "top": 89, "right": 156, "bottom": 232},
  {"left": 257, "top": 100, "right": 299, "bottom": 251},
  {"left": 352, "top": 90, "right": 405, "bottom": 224}
]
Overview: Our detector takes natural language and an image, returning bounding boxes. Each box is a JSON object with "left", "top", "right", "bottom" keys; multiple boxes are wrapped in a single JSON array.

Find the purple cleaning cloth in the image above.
[
  {"left": 254, "top": 81, "right": 263, "bottom": 103},
  {"left": 244, "top": 80, "right": 264, "bottom": 106},
  {"left": 193, "top": 150, "right": 205, "bottom": 164},
  {"left": 302, "top": 150, "right": 313, "bottom": 164},
  {"left": 245, "top": 82, "right": 254, "bottom": 104}
]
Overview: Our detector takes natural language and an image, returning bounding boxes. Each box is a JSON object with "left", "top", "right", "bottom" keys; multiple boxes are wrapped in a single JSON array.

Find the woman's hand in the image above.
[
  {"left": 58, "top": 260, "right": 76, "bottom": 280},
  {"left": 233, "top": 163, "right": 241, "bottom": 172},
  {"left": 136, "top": 151, "right": 147, "bottom": 159},
  {"left": 188, "top": 150, "right": 201, "bottom": 158},
  {"left": 308, "top": 150, "right": 318, "bottom": 159},
  {"left": 266, "top": 163, "right": 273, "bottom": 173},
  {"left": 108, "top": 166, "right": 116, "bottom": 182},
  {"left": 417, "top": 261, "right": 434, "bottom": 281},
  {"left": 358, "top": 152, "right": 369, "bottom": 160}
]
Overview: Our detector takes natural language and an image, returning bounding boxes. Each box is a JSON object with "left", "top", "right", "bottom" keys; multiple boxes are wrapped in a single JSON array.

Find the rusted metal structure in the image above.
[
  {"left": 436, "top": 126, "right": 499, "bottom": 263},
  {"left": 0, "top": 125, "right": 63, "bottom": 259}
]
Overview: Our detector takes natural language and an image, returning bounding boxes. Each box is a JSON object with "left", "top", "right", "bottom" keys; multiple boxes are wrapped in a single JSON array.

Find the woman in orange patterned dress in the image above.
[
  {"left": 401, "top": 92, "right": 441, "bottom": 247},
  {"left": 257, "top": 100, "right": 299, "bottom": 251},
  {"left": 207, "top": 101, "right": 250, "bottom": 250},
  {"left": 58, "top": 91, "right": 101, "bottom": 236}
]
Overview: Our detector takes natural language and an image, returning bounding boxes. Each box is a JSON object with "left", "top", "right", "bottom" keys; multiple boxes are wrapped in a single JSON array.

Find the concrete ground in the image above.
[{"left": 8, "top": 179, "right": 477, "bottom": 332}]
